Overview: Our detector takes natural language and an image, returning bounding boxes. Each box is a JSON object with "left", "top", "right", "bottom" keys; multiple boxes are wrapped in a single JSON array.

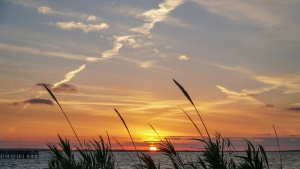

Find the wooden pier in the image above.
[{"left": 0, "top": 150, "right": 39, "bottom": 159}]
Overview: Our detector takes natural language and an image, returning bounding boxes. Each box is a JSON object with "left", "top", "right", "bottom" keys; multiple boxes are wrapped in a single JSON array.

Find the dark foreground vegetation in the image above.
[{"left": 44, "top": 80, "right": 282, "bottom": 169}]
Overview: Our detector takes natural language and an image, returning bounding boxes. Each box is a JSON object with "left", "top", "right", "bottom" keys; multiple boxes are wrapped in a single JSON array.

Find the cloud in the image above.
[
  {"left": 216, "top": 85, "right": 266, "bottom": 106},
  {"left": 87, "top": 15, "right": 97, "bottom": 22},
  {"left": 139, "top": 60, "right": 156, "bottom": 68},
  {"left": 49, "top": 22, "right": 109, "bottom": 33},
  {"left": 0, "top": 43, "right": 88, "bottom": 60},
  {"left": 24, "top": 98, "right": 53, "bottom": 105},
  {"left": 36, "top": 5, "right": 100, "bottom": 21},
  {"left": 12, "top": 98, "right": 54, "bottom": 106},
  {"left": 131, "top": 0, "right": 184, "bottom": 34},
  {"left": 36, "top": 83, "right": 52, "bottom": 88},
  {"left": 87, "top": 35, "right": 140, "bottom": 61},
  {"left": 286, "top": 107, "right": 300, "bottom": 112},
  {"left": 36, "top": 83, "right": 78, "bottom": 93},
  {"left": 254, "top": 73, "right": 300, "bottom": 94},
  {"left": 265, "top": 104, "right": 274, "bottom": 108},
  {"left": 53, "top": 64, "right": 86, "bottom": 88},
  {"left": 192, "top": 0, "right": 281, "bottom": 28},
  {"left": 178, "top": 55, "right": 190, "bottom": 61},
  {"left": 38, "top": 6, "right": 52, "bottom": 14},
  {"left": 192, "top": 1, "right": 300, "bottom": 40}
]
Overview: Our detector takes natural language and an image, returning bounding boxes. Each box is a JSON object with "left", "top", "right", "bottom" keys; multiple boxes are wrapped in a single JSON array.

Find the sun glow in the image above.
[{"left": 149, "top": 146, "right": 157, "bottom": 151}]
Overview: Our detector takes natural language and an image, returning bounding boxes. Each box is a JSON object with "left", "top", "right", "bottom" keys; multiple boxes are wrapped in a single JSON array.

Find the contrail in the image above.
[
  {"left": 17, "top": 0, "right": 184, "bottom": 114},
  {"left": 17, "top": 64, "right": 86, "bottom": 114},
  {"left": 53, "top": 64, "right": 86, "bottom": 87}
]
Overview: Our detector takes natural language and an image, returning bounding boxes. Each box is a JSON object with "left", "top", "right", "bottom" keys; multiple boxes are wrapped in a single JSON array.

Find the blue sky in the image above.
[{"left": 1, "top": 0, "right": 300, "bottom": 150}]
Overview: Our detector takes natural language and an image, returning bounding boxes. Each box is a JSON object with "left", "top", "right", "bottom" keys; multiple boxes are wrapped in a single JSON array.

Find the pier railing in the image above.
[{"left": 0, "top": 150, "right": 39, "bottom": 159}]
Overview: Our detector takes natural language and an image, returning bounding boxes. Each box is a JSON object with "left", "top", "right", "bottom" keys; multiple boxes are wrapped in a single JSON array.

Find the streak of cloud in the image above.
[
  {"left": 211, "top": 63, "right": 279, "bottom": 95},
  {"left": 0, "top": 43, "right": 88, "bottom": 60},
  {"left": 131, "top": 0, "right": 184, "bottom": 34},
  {"left": 53, "top": 64, "right": 86, "bottom": 88},
  {"left": 216, "top": 85, "right": 267, "bottom": 106},
  {"left": 191, "top": 0, "right": 300, "bottom": 40},
  {"left": 49, "top": 22, "right": 108, "bottom": 33},
  {"left": 87, "top": 35, "right": 140, "bottom": 61},
  {"left": 192, "top": 0, "right": 281, "bottom": 28},
  {"left": 36, "top": 6, "right": 99, "bottom": 21},
  {"left": 255, "top": 73, "right": 300, "bottom": 94}
]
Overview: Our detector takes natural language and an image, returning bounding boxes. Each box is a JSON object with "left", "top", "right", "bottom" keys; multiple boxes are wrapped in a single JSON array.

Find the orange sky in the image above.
[{"left": 1, "top": 0, "right": 300, "bottom": 151}]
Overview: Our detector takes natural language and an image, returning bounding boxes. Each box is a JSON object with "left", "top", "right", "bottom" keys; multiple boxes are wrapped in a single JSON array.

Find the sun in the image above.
[{"left": 149, "top": 146, "right": 157, "bottom": 151}]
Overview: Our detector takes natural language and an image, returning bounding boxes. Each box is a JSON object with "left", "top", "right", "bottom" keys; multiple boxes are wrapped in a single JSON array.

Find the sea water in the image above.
[{"left": 0, "top": 151, "right": 299, "bottom": 169}]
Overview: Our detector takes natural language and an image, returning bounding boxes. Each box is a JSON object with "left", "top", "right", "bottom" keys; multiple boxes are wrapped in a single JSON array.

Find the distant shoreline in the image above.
[{"left": 1, "top": 148, "right": 300, "bottom": 152}]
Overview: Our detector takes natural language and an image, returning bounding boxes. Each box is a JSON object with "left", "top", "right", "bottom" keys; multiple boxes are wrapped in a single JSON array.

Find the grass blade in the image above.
[
  {"left": 178, "top": 106, "right": 203, "bottom": 139},
  {"left": 273, "top": 124, "right": 282, "bottom": 169},
  {"left": 148, "top": 123, "right": 163, "bottom": 142},
  {"left": 42, "top": 83, "right": 83, "bottom": 150},
  {"left": 114, "top": 108, "right": 143, "bottom": 168},
  {"left": 173, "top": 79, "right": 211, "bottom": 141}
]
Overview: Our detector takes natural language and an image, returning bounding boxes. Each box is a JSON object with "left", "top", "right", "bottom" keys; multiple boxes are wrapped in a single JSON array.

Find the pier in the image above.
[{"left": 0, "top": 150, "right": 39, "bottom": 159}]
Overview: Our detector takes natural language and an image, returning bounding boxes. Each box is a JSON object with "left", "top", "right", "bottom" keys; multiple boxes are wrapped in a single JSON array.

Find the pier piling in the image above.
[{"left": 0, "top": 150, "right": 39, "bottom": 159}]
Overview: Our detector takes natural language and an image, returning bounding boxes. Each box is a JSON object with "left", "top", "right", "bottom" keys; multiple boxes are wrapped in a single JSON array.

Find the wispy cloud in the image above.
[
  {"left": 191, "top": 0, "right": 300, "bottom": 40},
  {"left": 0, "top": 43, "right": 88, "bottom": 60},
  {"left": 216, "top": 85, "right": 271, "bottom": 107},
  {"left": 139, "top": 60, "right": 156, "bottom": 68},
  {"left": 209, "top": 63, "right": 255, "bottom": 76},
  {"left": 192, "top": 0, "right": 281, "bottom": 28},
  {"left": 49, "top": 22, "right": 108, "bottom": 33},
  {"left": 211, "top": 63, "right": 279, "bottom": 95},
  {"left": 53, "top": 64, "right": 86, "bottom": 88},
  {"left": 37, "top": 6, "right": 52, "bottom": 14},
  {"left": 131, "top": 0, "right": 184, "bottom": 34},
  {"left": 37, "top": 6, "right": 99, "bottom": 22},
  {"left": 254, "top": 73, "right": 300, "bottom": 94},
  {"left": 87, "top": 15, "right": 97, "bottom": 22},
  {"left": 8, "top": 1, "right": 100, "bottom": 22},
  {"left": 87, "top": 35, "right": 140, "bottom": 61}
]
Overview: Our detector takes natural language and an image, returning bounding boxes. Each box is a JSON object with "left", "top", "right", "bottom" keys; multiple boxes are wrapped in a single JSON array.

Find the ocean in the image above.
[{"left": 0, "top": 151, "right": 299, "bottom": 169}]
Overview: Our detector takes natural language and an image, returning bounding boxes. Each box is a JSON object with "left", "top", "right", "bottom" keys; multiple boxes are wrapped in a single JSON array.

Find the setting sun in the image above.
[{"left": 149, "top": 146, "right": 157, "bottom": 151}]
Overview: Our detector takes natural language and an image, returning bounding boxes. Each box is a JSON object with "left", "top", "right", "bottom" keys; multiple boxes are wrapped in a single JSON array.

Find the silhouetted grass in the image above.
[
  {"left": 44, "top": 80, "right": 279, "bottom": 169},
  {"left": 273, "top": 125, "right": 283, "bottom": 169},
  {"left": 47, "top": 135, "right": 115, "bottom": 169},
  {"left": 43, "top": 84, "right": 83, "bottom": 150}
]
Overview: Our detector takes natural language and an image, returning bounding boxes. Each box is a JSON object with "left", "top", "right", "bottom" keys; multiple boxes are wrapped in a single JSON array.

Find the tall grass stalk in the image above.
[
  {"left": 148, "top": 123, "right": 163, "bottom": 142},
  {"left": 273, "top": 124, "right": 283, "bottom": 169},
  {"left": 173, "top": 79, "right": 211, "bottom": 141},
  {"left": 114, "top": 108, "right": 143, "bottom": 168},
  {"left": 178, "top": 106, "right": 203, "bottom": 138},
  {"left": 43, "top": 84, "right": 83, "bottom": 150}
]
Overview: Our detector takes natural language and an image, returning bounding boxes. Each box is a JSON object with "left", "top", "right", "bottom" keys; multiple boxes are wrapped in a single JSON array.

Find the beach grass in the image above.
[{"left": 43, "top": 79, "right": 276, "bottom": 169}]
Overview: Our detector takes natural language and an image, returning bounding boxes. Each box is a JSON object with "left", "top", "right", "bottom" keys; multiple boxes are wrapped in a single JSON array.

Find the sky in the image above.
[{"left": 1, "top": 0, "right": 300, "bottom": 151}]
